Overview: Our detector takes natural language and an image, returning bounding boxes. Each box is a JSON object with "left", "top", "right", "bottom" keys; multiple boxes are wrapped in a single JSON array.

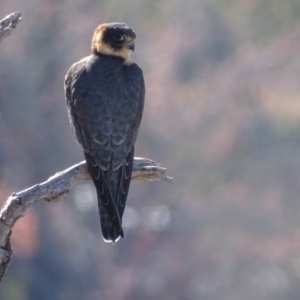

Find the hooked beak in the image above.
[{"left": 126, "top": 41, "right": 135, "bottom": 51}]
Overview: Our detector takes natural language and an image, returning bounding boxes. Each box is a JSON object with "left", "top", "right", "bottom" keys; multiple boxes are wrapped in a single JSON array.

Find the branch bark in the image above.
[
  {"left": 0, "top": 157, "right": 172, "bottom": 281},
  {"left": 0, "top": 12, "right": 22, "bottom": 44}
]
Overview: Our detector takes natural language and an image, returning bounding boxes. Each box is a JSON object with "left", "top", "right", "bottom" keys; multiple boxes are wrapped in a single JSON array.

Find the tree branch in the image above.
[
  {"left": 0, "top": 12, "right": 22, "bottom": 44},
  {"left": 0, "top": 157, "right": 172, "bottom": 281}
]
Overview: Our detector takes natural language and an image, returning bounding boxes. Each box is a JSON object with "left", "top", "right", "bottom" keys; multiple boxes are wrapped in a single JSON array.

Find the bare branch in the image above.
[
  {"left": 0, "top": 12, "right": 22, "bottom": 44},
  {"left": 0, "top": 157, "right": 172, "bottom": 281}
]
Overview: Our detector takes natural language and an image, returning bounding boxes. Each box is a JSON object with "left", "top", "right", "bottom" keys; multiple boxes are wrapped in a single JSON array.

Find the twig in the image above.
[
  {"left": 0, "top": 12, "right": 22, "bottom": 44},
  {"left": 0, "top": 157, "right": 172, "bottom": 281}
]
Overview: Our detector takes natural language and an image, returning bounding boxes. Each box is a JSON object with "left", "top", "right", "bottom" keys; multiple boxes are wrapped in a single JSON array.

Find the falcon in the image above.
[{"left": 64, "top": 23, "right": 145, "bottom": 243}]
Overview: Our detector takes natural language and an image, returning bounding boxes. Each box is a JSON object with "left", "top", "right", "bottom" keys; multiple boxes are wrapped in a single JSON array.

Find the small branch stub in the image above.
[
  {"left": 0, "top": 157, "right": 172, "bottom": 281},
  {"left": 0, "top": 12, "right": 22, "bottom": 44}
]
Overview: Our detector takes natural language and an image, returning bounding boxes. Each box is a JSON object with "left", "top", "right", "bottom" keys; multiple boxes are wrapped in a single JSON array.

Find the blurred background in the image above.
[{"left": 1, "top": 0, "right": 300, "bottom": 299}]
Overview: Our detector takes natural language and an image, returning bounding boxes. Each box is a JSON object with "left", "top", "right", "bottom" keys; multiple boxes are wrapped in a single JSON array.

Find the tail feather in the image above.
[
  {"left": 99, "top": 202, "right": 124, "bottom": 243},
  {"left": 84, "top": 149, "right": 134, "bottom": 243}
]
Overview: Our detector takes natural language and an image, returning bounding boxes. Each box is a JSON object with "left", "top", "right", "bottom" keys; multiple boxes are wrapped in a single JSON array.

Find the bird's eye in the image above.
[{"left": 114, "top": 34, "right": 124, "bottom": 41}]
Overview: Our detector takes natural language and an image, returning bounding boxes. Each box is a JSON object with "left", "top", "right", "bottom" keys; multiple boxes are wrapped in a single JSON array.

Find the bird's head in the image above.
[{"left": 91, "top": 23, "right": 136, "bottom": 63}]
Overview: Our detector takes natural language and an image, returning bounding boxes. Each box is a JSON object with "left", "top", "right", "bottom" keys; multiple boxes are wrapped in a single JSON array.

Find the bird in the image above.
[{"left": 64, "top": 23, "right": 145, "bottom": 243}]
